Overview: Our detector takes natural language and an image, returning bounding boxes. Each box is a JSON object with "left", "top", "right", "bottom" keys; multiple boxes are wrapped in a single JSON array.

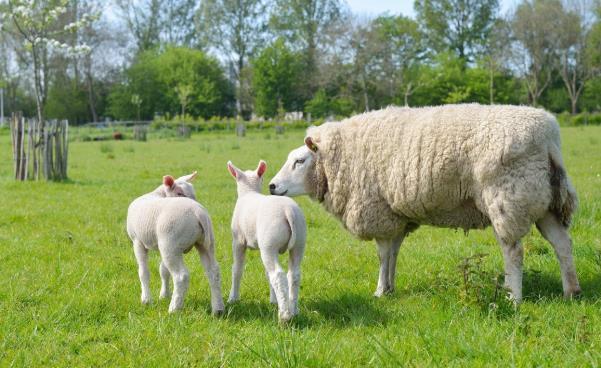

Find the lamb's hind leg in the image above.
[
  {"left": 259, "top": 249, "right": 291, "bottom": 322},
  {"left": 197, "top": 243, "right": 225, "bottom": 315},
  {"left": 288, "top": 244, "right": 305, "bottom": 316},
  {"left": 159, "top": 261, "right": 171, "bottom": 300},
  {"left": 161, "top": 251, "right": 190, "bottom": 313},
  {"left": 228, "top": 240, "right": 246, "bottom": 303},
  {"left": 536, "top": 211, "right": 581, "bottom": 298},
  {"left": 374, "top": 238, "right": 393, "bottom": 297},
  {"left": 133, "top": 240, "right": 151, "bottom": 305}
]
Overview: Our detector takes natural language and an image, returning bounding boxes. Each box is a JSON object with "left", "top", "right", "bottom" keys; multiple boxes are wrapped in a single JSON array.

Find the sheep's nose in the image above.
[{"left": 269, "top": 183, "right": 276, "bottom": 194}]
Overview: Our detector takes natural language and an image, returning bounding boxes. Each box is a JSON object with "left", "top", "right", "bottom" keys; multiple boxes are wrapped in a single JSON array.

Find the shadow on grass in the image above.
[
  {"left": 523, "top": 270, "right": 601, "bottom": 302},
  {"left": 219, "top": 292, "right": 388, "bottom": 329}
]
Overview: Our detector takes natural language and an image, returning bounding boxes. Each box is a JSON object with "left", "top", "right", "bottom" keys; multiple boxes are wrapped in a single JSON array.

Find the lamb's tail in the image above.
[
  {"left": 196, "top": 210, "right": 215, "bottom": 251},
  {"left": 548, "top": 143, "right": 578, "bottom": 227},
  {"left": 285, "top": 207, "right": 306, "bottom": 250}
]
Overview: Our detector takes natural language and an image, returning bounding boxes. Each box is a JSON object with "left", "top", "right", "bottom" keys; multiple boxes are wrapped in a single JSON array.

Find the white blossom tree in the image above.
[{"left": 0, "top": 0, "right": 97, "bottom": 124}]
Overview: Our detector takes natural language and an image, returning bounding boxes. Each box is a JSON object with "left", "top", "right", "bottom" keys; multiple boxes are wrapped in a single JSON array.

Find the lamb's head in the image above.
[
  {"left": 269, "top": 136, "right": 322, "bottom": 198},
  {"left": 161, "top": 171, "right": 198, "bottom": 199},
  {"left": 227, "top": 160, "right": 267, "bottom": 195}
]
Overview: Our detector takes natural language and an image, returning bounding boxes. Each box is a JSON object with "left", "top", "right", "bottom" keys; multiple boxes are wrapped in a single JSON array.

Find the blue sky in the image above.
[{"left": 346, "top": 0, "right": 520, "bottom": 17}]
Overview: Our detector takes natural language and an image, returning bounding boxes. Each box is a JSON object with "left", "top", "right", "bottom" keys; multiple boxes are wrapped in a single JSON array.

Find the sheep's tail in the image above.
[{"left": 548, "top": 142, "right": 578, "bottom": 227}]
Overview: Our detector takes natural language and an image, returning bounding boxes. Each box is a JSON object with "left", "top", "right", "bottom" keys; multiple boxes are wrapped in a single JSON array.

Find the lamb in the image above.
[
  {"left": 227, "top": 160, "right": 307, "bottom": 322},
  {"left": 126, "top": 172, "right": 224, "bottom": 314},
  {"left": 269, "top": 104, "right": 581, "bottom": 302}
]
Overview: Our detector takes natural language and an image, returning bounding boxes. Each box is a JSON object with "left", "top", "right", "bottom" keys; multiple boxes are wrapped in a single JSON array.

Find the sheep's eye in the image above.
[
  {"left": 293, "top": 159, "right": 304, "bottom": 170},
  {"left": 177, "top": 192, "right": 185, "bottom": 197}
]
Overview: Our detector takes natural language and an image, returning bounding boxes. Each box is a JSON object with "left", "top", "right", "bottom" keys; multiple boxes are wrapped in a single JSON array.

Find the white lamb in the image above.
[
  {"left": 126, "top": 172, "right": 224, "bottom": 314},
  {"left": 227, "top": 160, "right": 307, "bottom": 322}
]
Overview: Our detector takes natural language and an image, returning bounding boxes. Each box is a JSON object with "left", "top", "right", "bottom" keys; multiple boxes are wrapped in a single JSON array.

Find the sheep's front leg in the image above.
[
  {"left": 288, "top": 244, "right": 305, "bottom": 316},
  {"left": 387, "top": 234, "right": 405, "bottom": 294},
  {"left": 159, "top": 261, "right": 171, "bottom": 300},
  {"left": 374, "top": 239, "right": 393, "bottom": 297},
  {"left": 228, "top": 240, "right": 246, "bottom": 303},
  {"left": 197, "top": 244, "right": 225, "bottom": 315},
  {"left": 161, "top": 252, "right": 190, "bottom": 313},
  {"left": 260, "top": 249, "right": 291, "bottom": 322},
  {"left": 133, "top": 240, "right": 152, "bottom": 304}
]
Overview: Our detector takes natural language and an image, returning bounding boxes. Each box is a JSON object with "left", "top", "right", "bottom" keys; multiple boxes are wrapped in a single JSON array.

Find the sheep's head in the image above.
[
  {"left": 227, "top": 160, "right": 267, "bottom": 195},
  {"left": 162, "top": 171, "right": 198, "bottom": 200},
  {"left": 269, "top": 136, "right": 320, "bottom": 198}
]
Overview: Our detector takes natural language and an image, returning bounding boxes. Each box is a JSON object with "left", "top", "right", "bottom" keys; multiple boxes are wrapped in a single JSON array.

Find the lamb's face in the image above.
[
  {"left": 227, "top": 160, "right": 267, "bottom": 195},
  {"left": 269, "top": 145, "right": 315, "bottom": 197}
]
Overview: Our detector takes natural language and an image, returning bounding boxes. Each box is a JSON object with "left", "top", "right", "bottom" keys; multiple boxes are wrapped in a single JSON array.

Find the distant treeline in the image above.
[{"left": 1, "top": 0, "right": 600, "bottom": 125}]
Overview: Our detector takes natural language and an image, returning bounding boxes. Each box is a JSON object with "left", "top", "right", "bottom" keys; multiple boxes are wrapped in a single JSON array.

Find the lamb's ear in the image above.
[
  {"left": 257, "top": 160, "right": 267, "bottom": 178},
  {"left": 227, "top": 161, "right": 240, "bottom": 179},
  {"left": 305, "top": 136, "right": 318, "bottom": 152},
  {"left": 177, "top": 171, "right": 198, "bottom": 183},
  {"left": 163, "top": 175, "right": 175, "bottom": 189}
]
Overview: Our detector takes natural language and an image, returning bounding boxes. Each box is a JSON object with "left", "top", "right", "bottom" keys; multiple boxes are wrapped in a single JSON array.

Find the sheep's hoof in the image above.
[
  {"left": 168, "top": 303, "right": 183, "bottom": 313},
  {"left": 564, "top": 288, "right": 582, "bottom": 299},
  {"left": 373, "top": 287, "right": 393, "bottom": 298},
  {"left": 159, "top": 292, "right": 171, "bottom": 300},
  {"left": 212, "top": 308, "right": 225, "bottom": 317}
]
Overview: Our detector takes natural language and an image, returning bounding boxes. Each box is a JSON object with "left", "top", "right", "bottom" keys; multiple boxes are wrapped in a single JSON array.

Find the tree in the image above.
[
  {"left": 481, "top": 19, "right": 512, "bottom": 104},
  {"left": 270, "top": 0, "right": 344, "bottom": 95},
  {"left": 1, "top": 0, "right": 95, "bottom": 125},
  {"left": 415, "top": 0, "right": 499, "bottom": 62},
  {"left": 175, "top": 83, "right": 192, "bottom": 115},
  {"left": 252, "top": 38, "right": 303, "bottom": 118},
  {"left": 116, "top": 0, "right": 162, "bottom": 52},
  {"left": 556, "top": 0, "right": 598, "bottom": 113},
  {"left": 107, "top": 47, "right": 234, "bottom": 120},
  {"left": 196, "top": 0, "right": 267, "bottom": 118},
  {"left": 511, "top": 0, "right": 566, "bottom": 106}
]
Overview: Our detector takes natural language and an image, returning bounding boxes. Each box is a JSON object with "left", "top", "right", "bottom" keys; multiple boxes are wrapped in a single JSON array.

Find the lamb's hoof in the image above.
[
  {"left": 212, "top": 308, "right": 225, "bottom": 317},
  {"left": 159, "top": 292, "right": 171, "bottom": 300},
  {"left": 141, "top": 295, "right": 152, "bottom": 305},
  {"left": 278, "top": 312, "right": 293, "bottom": 324},
  {"left": 168, "top": 303, "right": 183, "bottom": 314},
  {"left": 564, "top": 288, "right": 582, "bottom": 299},
  {"left": 373, "top": 287, "right": 393, "bottom": 298},
  {"left": 227, "top": 296, "right": 240, "bottom": 304}
]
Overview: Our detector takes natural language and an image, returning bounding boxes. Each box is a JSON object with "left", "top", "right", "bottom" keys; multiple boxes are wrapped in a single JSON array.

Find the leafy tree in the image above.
[
  {"left": 107, "top": 47, "right": 234, "bottom": 120},
  {"left": 270, "top": 0, "right": 344, "bottom": 95},
  {"left": 415, "top": 0, "right": 499, "bottom": 62},
  {"left": 305, "top": 88, "right": 330, "bottom": 118},
  {"left": 196, "top": 0, "right": 267, "bottom": 118},
  {"left": 252, "top": 38, "right": 303, "bottom": 118}
]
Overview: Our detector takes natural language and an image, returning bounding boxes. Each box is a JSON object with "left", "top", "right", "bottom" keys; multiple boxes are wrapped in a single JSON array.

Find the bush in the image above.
[{"left": 557, "top": 112, "right": 601, "bottom": 126}]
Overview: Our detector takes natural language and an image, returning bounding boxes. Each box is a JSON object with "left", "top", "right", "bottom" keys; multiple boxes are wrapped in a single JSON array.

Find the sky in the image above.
[{"left": 346, "top": 0, "right": 520, "bottom": 18}]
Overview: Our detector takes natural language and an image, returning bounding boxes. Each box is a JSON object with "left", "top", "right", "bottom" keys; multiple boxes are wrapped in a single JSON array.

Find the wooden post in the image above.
[{"left": 236, "top": 122, "right": 246, "bottom": 137}]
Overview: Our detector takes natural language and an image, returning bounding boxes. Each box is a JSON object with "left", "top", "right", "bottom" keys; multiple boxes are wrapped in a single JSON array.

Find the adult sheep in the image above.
[{"left": 269, "top": 104, "right": 580, "bottom": 302}]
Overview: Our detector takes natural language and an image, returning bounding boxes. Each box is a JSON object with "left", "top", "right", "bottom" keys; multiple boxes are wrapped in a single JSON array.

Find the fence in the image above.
[{"left": 10, "top": 113, "right": 69, "bottom": 181}]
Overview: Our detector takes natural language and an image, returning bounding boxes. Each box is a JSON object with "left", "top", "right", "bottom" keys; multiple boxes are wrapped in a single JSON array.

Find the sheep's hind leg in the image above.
[
  {"left": 260, "top": 249, "right": 291, "bottom": 322},
  {"left": 288, "top": 244, "right": 305, "bottom": 316},
  {"left": 197, "top": 244, "right": 225, "bottom": 315},
  {"left": 162, "top": 252, "right": 190, "bottom": 313},
  {"left": 228, "top": 240, "right": 246, "bottom": 303},
  {"left": 159, "top": 261, "right": 171, "bottom": 300},
  {"left": 133, "top": 240, "right": 152, "bottom": 305},
  {"left": 536, "top": 212, "right": 581, "bottom": 298},
  {"left": 374, "top": 239, "right": 393, "bottom": 297},
  {"left": 266, "top": 270, "right": 277, "bottom": 305}
]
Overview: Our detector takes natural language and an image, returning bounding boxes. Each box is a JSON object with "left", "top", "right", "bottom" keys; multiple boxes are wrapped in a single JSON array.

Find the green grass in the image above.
[{"left": 1, "top": 127, "right": 601, "bottom": 367}]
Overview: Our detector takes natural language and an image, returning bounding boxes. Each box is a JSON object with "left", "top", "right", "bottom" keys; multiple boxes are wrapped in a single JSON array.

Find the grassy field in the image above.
[{"left": 1, "top": 126, "right": 600, "bottom": 367}]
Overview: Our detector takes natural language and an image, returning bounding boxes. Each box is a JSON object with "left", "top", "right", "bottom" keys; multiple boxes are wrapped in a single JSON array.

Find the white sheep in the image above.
[
  {"left": 227, "top": 160, "right": 307, "bottom": 322},
  {"left": 126, "top": 172, "right": 224, "bottom": 314},
  {"left": 269, "top": 104, "right": 580, "bottom": 302}
]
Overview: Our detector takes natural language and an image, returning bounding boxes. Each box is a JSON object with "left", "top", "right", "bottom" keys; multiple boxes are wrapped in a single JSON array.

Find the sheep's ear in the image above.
[
  {"left": 177, "top": 171, "right": 198, "bottom": 183},
  {"left": 257, "top": 160, "right": 267, "bottom": 178},
  {"left": 227, "top": 161, "right": 240, "bottom": 179},
  {"left": 305, "top": 136, "right": 318, "bottom": 152},
  {"left": 163, "top": 175, "right": 175, "bottom": 189}
]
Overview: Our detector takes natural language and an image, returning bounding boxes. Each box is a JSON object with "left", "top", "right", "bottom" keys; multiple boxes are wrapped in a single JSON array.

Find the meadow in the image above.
[{"left": 0, "top": 126, "right": 600, "bottom": 367}]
